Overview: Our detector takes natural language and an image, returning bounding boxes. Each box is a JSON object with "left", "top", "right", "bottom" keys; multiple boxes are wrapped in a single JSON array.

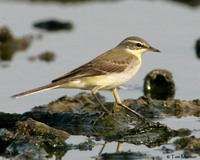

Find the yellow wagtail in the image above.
[{"left": 11, "top": 36, "right": 160, "bottom": 120}]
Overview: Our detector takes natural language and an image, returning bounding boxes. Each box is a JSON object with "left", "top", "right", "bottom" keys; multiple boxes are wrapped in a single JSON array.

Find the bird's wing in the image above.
[{"left": 52, "top": 54, "right": 136, "bottom": 83}]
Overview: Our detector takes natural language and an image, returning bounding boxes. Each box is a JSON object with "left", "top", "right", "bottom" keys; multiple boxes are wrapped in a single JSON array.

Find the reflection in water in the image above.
[
  {"left": 98, "top": 141, "right": 107, "bottom": 155},
  {"left": 0, "top": 27, "right": 32, "bottom": 61}
]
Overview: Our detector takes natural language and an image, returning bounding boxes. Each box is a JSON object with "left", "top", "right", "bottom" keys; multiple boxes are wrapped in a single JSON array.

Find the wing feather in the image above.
[{"left": 52, "top": 54, "right": 136, "bottom": 83}]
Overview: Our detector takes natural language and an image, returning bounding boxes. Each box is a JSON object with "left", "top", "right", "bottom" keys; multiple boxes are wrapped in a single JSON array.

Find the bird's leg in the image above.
[
  {"left": 112, "top": 88, "right": 146, "bottom": 121},
  {"left": 98, "top": 141, "right": 107, "bottom": 155},
  {"left": 116, "top": 142, "right": 123, "bottom": 152},
  {"left": 93, "top": 111, "right": 106, "bottom": 125},
  {"left": 91, "top": 86, "right": 112, "bottom": 115},
  {"left": 92, "top": 86, "right": 113, "bottom": 125}
]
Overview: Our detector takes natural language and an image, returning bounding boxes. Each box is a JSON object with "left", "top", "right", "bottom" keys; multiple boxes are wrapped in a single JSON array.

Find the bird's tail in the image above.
[{"left": 11, "top": 83, "right": 60, "bottom": 99}]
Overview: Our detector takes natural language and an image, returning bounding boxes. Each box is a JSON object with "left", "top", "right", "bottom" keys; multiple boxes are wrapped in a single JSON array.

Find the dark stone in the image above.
[
  {"left": 195, "top": 38, "right": 200, "bottom": 59},
  {"left": 38, "top": 51, "right": 55, "bottom": 62},
  {"left": 170, "top": 0, "right": 200, "bottom": 7},
  {"left": 0, "top": 27, "right": 32, "bottom": 61},
  {"left": 34, "top": 20, "right": 73, "bottom": 31},
  {"left": 144, "top": 69, "right": 175, "bottom": 100}
]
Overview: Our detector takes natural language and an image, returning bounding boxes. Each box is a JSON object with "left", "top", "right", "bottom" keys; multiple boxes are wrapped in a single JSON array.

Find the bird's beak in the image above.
[{"left": 148, "top": 46, "right": 161, "bottom": 53}]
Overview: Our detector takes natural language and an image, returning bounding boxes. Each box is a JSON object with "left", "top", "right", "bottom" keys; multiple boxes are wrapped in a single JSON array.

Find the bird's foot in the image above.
[
  {"left": 117, "top": 103, "right": 148, "bottom": 122},
  {"left": 93, "top": 111, "right": 121, "bottom": 125}
]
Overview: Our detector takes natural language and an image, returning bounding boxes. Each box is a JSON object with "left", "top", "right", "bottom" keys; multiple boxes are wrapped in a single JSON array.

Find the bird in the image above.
[{"left": 11, "top": 36, "right": 160, "bottom": 121}]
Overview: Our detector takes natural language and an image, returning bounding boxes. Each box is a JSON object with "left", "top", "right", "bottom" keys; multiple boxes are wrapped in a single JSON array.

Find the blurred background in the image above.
[{"left": 1, "top": 0, "right": 200, "bottom": 113}]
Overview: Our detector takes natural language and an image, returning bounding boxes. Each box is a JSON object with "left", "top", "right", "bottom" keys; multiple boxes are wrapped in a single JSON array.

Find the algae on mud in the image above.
[
  {"left": 0, "top": 118, "right": 70, "bottom": 159},
  {"left": 15, "top": 118, "right": 69, "bottom": 139},
  {"left": 0, "top": 111, "right": 191, "bottom": 159},
  {"left": 174, "top": 136, "right": 200, "bottom": 156}
]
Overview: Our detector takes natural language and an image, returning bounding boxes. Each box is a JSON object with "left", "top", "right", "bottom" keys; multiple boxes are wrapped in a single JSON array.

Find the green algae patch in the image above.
[
  {"left": 33, "top": 92, "right": 105, "bottom": 113},
  {"left": 0, "top": 118, "right": 70, "bottom": 159},
  {"left": 105, "top": 122, "right": 178, "bottom": 148},
  {"left": 153, "top": 99, "right": 200, "bottom": 118},
  {"left": 79, "top": 139, "right": 96, "bottom": 151},
  {"left": 174, "top": 136, "right": 200, "bottom": 155},
  {"left": 15, "top": 118, "right": 69, "bottom": 139}
]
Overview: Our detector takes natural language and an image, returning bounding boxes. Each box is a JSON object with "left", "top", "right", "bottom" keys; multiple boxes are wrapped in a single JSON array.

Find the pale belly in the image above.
[{"left": 59, "top": 63, "right": 141, "bottom": 90}]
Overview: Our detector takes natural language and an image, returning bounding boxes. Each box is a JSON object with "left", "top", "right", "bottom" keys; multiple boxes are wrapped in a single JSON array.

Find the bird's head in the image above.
[{"left": 118, "top": 36, "right": 160, "bottom": 55}]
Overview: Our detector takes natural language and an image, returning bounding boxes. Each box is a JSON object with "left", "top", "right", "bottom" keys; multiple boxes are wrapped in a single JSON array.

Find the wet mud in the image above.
[{"left": 0, "top": 92, "right": 199, "bottom": 159}]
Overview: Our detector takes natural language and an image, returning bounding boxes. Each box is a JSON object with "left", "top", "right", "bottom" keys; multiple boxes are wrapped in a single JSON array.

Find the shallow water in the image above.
[
  {"left": 0, "top": 0, "right": 200, "bottom": 159},
  {"left": 1, "top": 0, "right": 200, "bottom": 112}
]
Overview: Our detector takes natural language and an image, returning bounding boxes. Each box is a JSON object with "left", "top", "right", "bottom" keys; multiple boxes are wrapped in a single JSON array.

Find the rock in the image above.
[
  {"left": 161, "top": 146, "right": 174, "bottom": 154},
  {"left": 28, "top": 51, "right": 56, "bottom": 63},
  {"left": 0, "top": 119, "right": 70, "bottom": 159},
  {"left": 174, "top": 136, "right": 200, "bottom": 156},
  {"left": 33, "top": 92, "right": 105, "bottom": 113},
  {"left": 1, "top": 92, "right": 200, "bottom": 159},
  {"left": 170, "top": 0, "right": 200, "bottom": 7},
  {"left": 79, "top": 139, "right": 96, "bottom": 151},
  {"left": 34, "top": 20, "right": 73, "bottom": 31},
  {"left": 195, "top": 38, "right": 200, "bottom": 59},
  {"left": 15, "top": 118, "right": 69, "bottom": 139},
  {"left": 0, "top": 26, "right": 32, "bottom": 61},
  {"left": 143, "top": 69, "right": 175, "bottom": 100},
  {"left": 38, "top": 51, "right": 55, "bottom": 62}
]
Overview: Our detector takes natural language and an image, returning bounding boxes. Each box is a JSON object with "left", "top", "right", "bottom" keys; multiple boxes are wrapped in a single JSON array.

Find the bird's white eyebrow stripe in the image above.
[
  {"left": 126, "top": 40, "right": 142, "bottom": 44},
  {"left": 126, "top": 40, "right": 149, "bottom": 49}
]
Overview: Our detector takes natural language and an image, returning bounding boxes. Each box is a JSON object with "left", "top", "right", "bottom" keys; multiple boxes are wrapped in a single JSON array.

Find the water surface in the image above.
[{"left": 0, "top": 0, "right": 200, "bottom": 159}]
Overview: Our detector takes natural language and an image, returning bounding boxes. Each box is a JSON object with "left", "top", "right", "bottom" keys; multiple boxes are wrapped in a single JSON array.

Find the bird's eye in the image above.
[{"left": 136, "top": 43, "right": 142, "bottom": 47}]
